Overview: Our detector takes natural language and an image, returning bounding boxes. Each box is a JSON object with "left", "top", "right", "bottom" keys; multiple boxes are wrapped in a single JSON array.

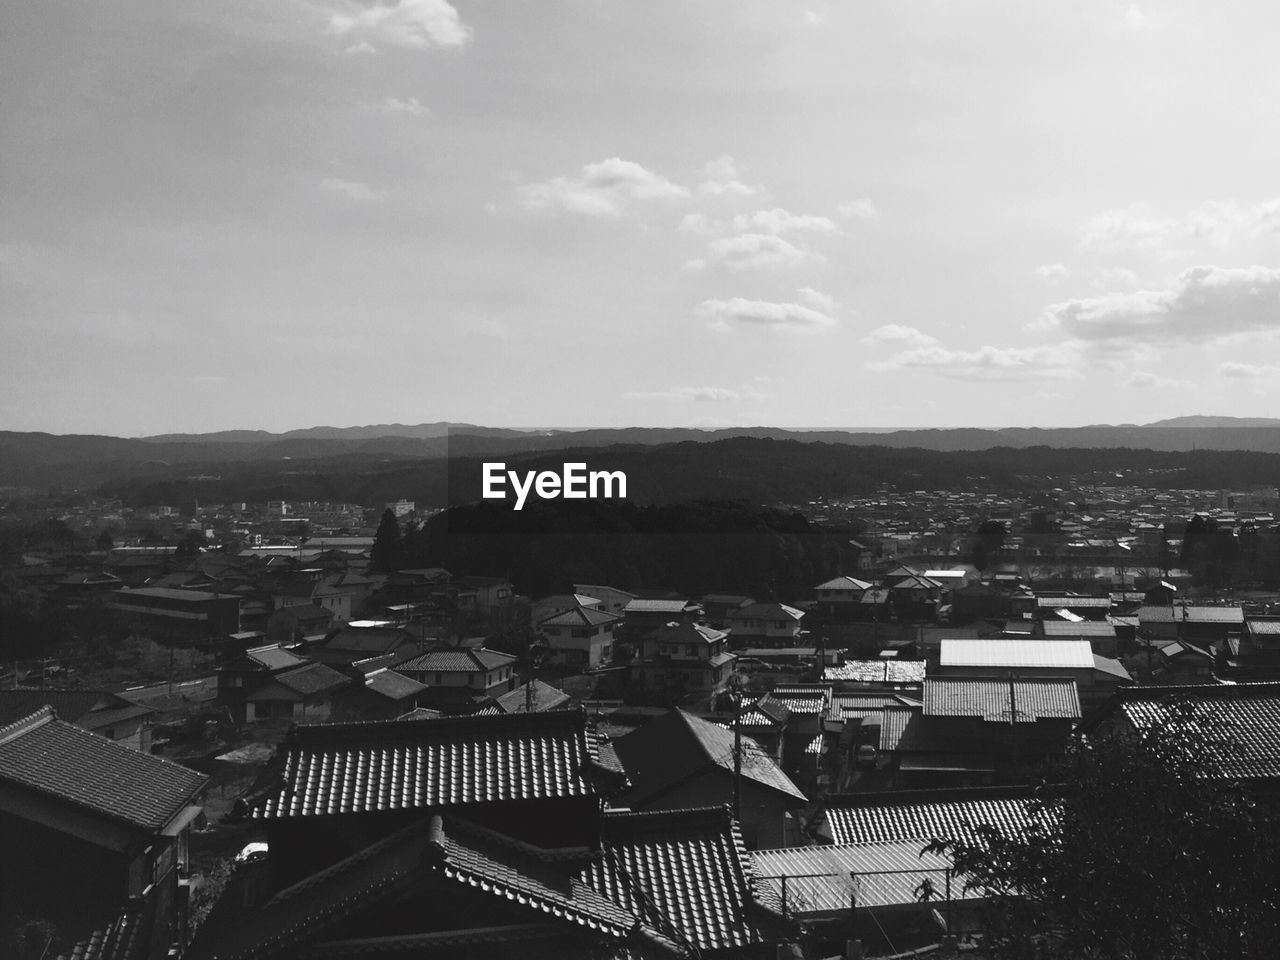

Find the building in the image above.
[
  {"left": 0, "top": 689, "right": 155, "bottom": 751},
  {"left": 242, "top": 661, "right": 353, "bottom": 722},
  {"left": 537, "top": 604, "right": 620, "bottom": 668},
  {"left": 936, "top": 638, "right": 1131, "bottom": 711},
  {"left": 631, "top": 621, "right": 736, "bottom": 702},
  {"left": 725, "top": 602, "right": 806, "bottom": 649},
  {"left": 396, "top": 646, "right": 519, "bottom": 710},
  {"left": 813, "top": 577, "right": 874, "bottom": 619},
  {"left": 0, "top": 708, "right": 208, "bottom": 956},
  {"left": 112, "top": 586, "right": 241, "bottom": 640},
  {"left": 619, "top": 597, "right": 704, "bottom": 638}
]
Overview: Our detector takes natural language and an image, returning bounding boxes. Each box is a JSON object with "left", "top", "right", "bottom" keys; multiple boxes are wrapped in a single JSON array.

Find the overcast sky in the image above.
[{"left": 5, "top": 0, "right": 1280, "bottom": 435}]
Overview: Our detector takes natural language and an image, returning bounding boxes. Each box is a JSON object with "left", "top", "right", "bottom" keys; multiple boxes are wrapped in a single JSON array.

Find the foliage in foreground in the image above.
[{"left": 925, "top": 701, "right": 1280, "bottom": 960}]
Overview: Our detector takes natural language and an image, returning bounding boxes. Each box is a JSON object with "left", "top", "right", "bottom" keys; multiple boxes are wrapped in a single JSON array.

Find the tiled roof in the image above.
[
  {"left": 940, "top": 639, "right": 1094, "bottom": 669},
  {"left": 878, "top": 706, "right": 939, "bottom": 752},
  {"left": 821, "top": 787, "right": 1033, "bottom": 845},
  {"left": 0, "top": 708, "right": 207, "bottom": 832},
  {"left": 754, "top": 840, "right": 970, "bottom": 913},
  {"left": 538, "top": 606, "right": 620, "bottom": 628},
  {"left": 767, "top": 685, "right": 831, "bottom": 714},
  {"left": 364, "top": 669, "right": 429, "bottom": 700},
  {"left": 823, "top": 661, "right": 927, "bottom": 684},
  {"left": 612, "top": 709, "right": 806, "bottom": 806},
  {"left": 321, "top": 626, "right": 415, "bottom": 654},
  {"left": 274, "top": 662, "right": 351, "bottom": 697},
  {"left": 728, "top": 602, "right": 804, "bottom": 622},
  {"left": 582, "top": 806, "right": 768, "bottom": 953},
  {"left": 1108, "top": 682, "right": 1280, "bottom": 780},
  {"left": 623, "top": 599, "right": 696, "bottom": 614},
  {"left": 815, "top": 576, "right": 873, "bottom": 591},
  {"left": 250, "top": 709, "right": 608, "bottom": 819},
  {"left": 496, "top": 680, "right": 571, "bottom": 714},
  {"left": 740, "top": 693, "right": 791, "bottom": 728},
  {"left": 924, "top": 678, "right": 1081, "bottom": 722},
  {"left": 245, "top": 644, "right": 309, "bottom": 671},
  {"left": 1041, "top": 621, "right": 1117, "bottom": 637},
  {"left": 0, "top": 690, "right": 150, "bottom": 728},
  {"left": 1138, "top": 604, "right": 1244, "bottom": 624},
  {"left": 645, "top": 621, "right": 728, "bottom": 645},
  {"left": 55, "top": 904, "right": 146, "bottom": 960},
  {"left": 398, "top": 648, "right": 518, "bottom": 673}
]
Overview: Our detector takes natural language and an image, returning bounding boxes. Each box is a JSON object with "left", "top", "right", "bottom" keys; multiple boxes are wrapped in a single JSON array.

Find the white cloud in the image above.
[
  {"left": 1078, "top": 208, "right": 1178, "bottom": 255},
  {"left": 1036, "top": 263, "right": 1070, "bottom": 281},
  {"left": 1078, "top": 199, "right": 1280, "bottom": 255},
  {"left": 519, "top": 157, "right": 688, "bottom": 217},
  {"left": 1039, "top": 265, "right": 1280, "bottom": 345},
  {"left": 625, "top": 386, "right": 770, "bottom": 402},
  {"left": 732, "top": 208, "right": 836, "bottom": 235},
  {"left": 838, "top": 198, "right": 877, "bottom": 220},
  {"left": 699, "top": 297, "right": 837, "bottom": 332},
  {"left": 698, "top": 155, "right": 762, "bottom": 197},
  {"left": 344, "top": 40, "right": 378, "bottom": 55},
  {"left": 678, "top": 213, "right": 715, "bottom": 234},
  {"left": 1125, "top": 371, "right": 1185, "bottom": 389},
  {"left": 797, "top": 287, "right": 837, "bottom": 311},
  {"left": 320, "top": 177, "right": 385, "bottom": 201},
  {"left": 325, "top": 0, "right": 471, "bottom": 50},
  {"left": 1091, "top": 267, "right": 1140, "bottom": 290},
  {"left": 378, "top": 96, "right": 428, "bottom": 116},
  {"left": 1219, "top": 361, "right": 1280, "bottom": 379},
  {"left": 1125, "top": 5, "right": 1147, "bottom": 29},
  {"left": 862, "top": 324, "right": 938, "bottom": 347},
  {"left": 707, "top": 233, "right": 821, "bottom": 270},
  {"left": 869, "top": 344, "right": 1080, "bottom": 381}
]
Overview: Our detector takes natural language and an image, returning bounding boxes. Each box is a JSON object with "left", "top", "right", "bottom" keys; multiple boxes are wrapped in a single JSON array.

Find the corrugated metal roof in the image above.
[
  {"left": 1041, "top": 621, "right": 1117, "bottom": 637},
  {"left": 251, "top": 709, "right": 605, "bottom": 819},
  {"left": 940, "top": 639, "right": 1094, "bottom": 669},
  {"left": 245, "top": 644, "right": 309, "bottom": 671},
  {"left": 623, "top": 599, "right": 696, "bottom": 614},
  {"left": 924, "top": 678, "right": 1081, "bottom": 721},
  {"left": 1138, "top": 605, "right": 1244, "bottom": 624},
  {"left": 754, "top": 840, "right": 972, "bottom": 913},
  {"left": 822, "top": 787, "right": 1032, "bottom": 846},
  {"left": 0, "top": 708, "right": 207, "bottom": 832}
]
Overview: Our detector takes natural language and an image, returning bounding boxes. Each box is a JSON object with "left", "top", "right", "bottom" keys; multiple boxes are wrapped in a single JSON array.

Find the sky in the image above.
[{"left": 5, "top": 0, "right": 1280, "bottom": 435}]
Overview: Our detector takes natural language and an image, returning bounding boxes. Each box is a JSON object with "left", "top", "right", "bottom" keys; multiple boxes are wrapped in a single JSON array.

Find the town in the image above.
[{"left": 3, "top": 475, "right": 1278, "bottom": 959}]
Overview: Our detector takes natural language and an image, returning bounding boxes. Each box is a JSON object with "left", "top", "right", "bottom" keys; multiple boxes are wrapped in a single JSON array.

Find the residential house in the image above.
[
  {"left": 610, "top": 708, "right": 807, "bottom": 849},
  {"left": 813, "top": 577, "right": 874, "bottom": 620},
  {"left": 725, "top": 602, "right": 806, "bottom": 649},
  {"left": 494, "top": 679, "right": 572, "bottom": 714},
  {"left": 0, "top": 689, "right": 155, "bottom": 751},
  {"left": 307, "top": 623, "right": 422, "bottom": 668},
  {"left": 271, "top": 578, "right": 352, "bottom": 623},
  {"left": 572, "top": 583, "right": 637, "bottom": 617},
  {"left": 537, "top": 605, "right": 620, "bottom": 669},
  {"left": 265, "top": 602, "right": 334, "bottom": 644},
  {"left": 216, "top": 643, "right": 313, "bottom": 725},
  {"left": 700, "top": 593, "right": 756, "bottom": 626},
  {"left": 1137, "top": 603, "right": 1245, "bottom": 647},
  {"left": 397, "top": 646, "right": 520, "bottom": 711},
  {"left": 331, "top": 667, "right": 430, "bottom": 721},
  {"left": 619, "top": 597, "right": 704, "bottom": 639},
  {"left": 0, "top": 708, "right": 208, "bottom": 957},
  {"left": 1034, "top": 595, "right": 1114, "bottom": 621},
  {"left": 529, "top": 591, "right": 603, "bottom": 629},
  {"left": 243, "top": 661, "right": 352, "bottom": 722},
  {"left": 813, "top": 785, "right": 1032, "bottom": 845},
  {"left": 631, "top": 621, "right": 736, "bottom": 703},
  {"left": 936, "top": 638, "right": 1131, "bottom": 712}
]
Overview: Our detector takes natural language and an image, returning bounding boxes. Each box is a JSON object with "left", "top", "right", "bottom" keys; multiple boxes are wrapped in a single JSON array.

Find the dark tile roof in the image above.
[
  {"left": 364, "top": 669, "right": 428, "bottom": 701},
  {"left": 1101, "top": 682, "right": 1280, "bottom": 780},
  {"left": 924, "top": 677, "right": 1081, "bottom": 722},
  {"left": 399, "top": 648, "right": 518, "bottom": 673},
  {"left": 820, "top": 786, "right": 1033, "bottom": 845},
  {"left": 612, "top": 709, "right": 806, "bottom": 807},
  {"left": 0, "top": 689, "right": 151, "bottom": 729},
  {"left": 0, "top": 708, "right": 207, "bottom": 832},
  {"left": 537, "top": 606, "right": 621, "bottom": 628},
  {"left": 320, "top": 626, "right": 416, "bottom": 654},
  {"left": 250, "top": 709, "right": 611, "bottom": 819},
  {"left": 496, "top": 680, "right": 571, "bottom": 714},
  {"left": 582, "top": 806, "right": 770, "bottom": 953},
  {"left": 55, "top": 903, "right": 146, "bottom": 960},
  {"left": 274, "top": 662, "right": 352, "bottom": 697}
]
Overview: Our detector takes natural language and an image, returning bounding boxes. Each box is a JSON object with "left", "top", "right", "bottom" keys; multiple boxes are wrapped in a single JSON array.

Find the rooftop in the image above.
[
  {"left": 820, "top": 786, "right": 1033, "bottom": 845},
  {"left": 924, "top": 677, "right": 1081, "bottom": 722},
  {"left": 940, "top": 639, "right": 1095, "bottom": 670}
]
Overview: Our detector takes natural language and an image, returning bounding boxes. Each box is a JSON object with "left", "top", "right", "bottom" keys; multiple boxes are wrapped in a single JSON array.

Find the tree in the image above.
[
  {"left": 370, "top": 508, "right": 404, "bottom": 572},
  {"left": 95, "top": 528, "right": 115, "bottom": 551},
  {"left": 925, "top": 701, "right": 1280, "bottom": 959},
  {"left": 970, "top": 519, "right": 1007, "bottom": 572}
]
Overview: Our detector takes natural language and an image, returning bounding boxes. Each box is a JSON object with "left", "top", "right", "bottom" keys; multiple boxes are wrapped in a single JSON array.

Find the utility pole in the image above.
[{"left": 733, "top": 691, "right": 743, "bottom": 822}]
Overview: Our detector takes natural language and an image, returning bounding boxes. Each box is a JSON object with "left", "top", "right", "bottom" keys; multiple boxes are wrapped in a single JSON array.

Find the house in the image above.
[
  {"left": 873, "top": 678, "right": 1081, "bottom": 788},
  {"left": 887, "top": 571, "right": 947, "bottom": 620},
  {"left": 242, "top": 661, "right": 353, "bottom": 722},
  {"left": 216, "top": 643, "right": 313, "bottom": 725},
  {"left": 236, "top": 709, "right": 624, "bottom": 891},
  {"left": 572, "top": 583, "right": 637, "bottom": 617},
  {"left": 453, "top": 575, "right": 515, "bottom": 614},
  {"left": 814, "top": 785, "right": 1032, "bottom": 845},
  {"left": 537, "top": 604, "right": 619, "bottom": 668},
  {"left": 1034, "top": 595, "right": 1114, "bottom": 621},
  {"left": 396, "top": 646, "right": 520, "bottom": 711},
  {"left": 1079, "top": 681, "right": 1280, "bottom": 795},
  {"left": 725, "top": 601, "right": 806, "bottom": 649},
  {"left": 265, "top": 601, "right": 335, "bottom": 643},
  {"left": 813, "top": 577, "right": 874, "bottom": 619},
  {"left": 619, "top": 597, "right": 704, "bottom": 638},
  {"left": 1035, "top": 619, "right": 1121, "bottom": 656},
  {"left": 823, "top": 659, "right": 927, "bottom": 689},
  {"left": 610, "top": 708, "right": 807, "bottom": 849},
  {"left": 630, "top": 621, "right": 736, "bottom": 703},
  {"left": 700, "top": 593, "right": 756, "bottom": 626},
  {"left": 271, "top": 578, "right": 353, "bottom": 623},
  {"left": 529, "top": 591, "right": 603, "bottom": 629},
  {"left": 307, "top": 623, "right": 422, "bottom": 668},
  {"left": 936, "top": 638, "right": 1131, "bottom": 711},
  {"left": 332, "top": 667, "right": 430, "bottom": 720},
  {"left": 0, "top": 708, "right": 208, "bottom": 957},
  {"left": 495, "top": 679, "right": 571, "bottom": 714},
  {"left": 191, "top": 803, "right": 783, "bottom": 960},
  {"left": 1137, "top": 603, "right": 1245, "bottom": 647},
  {"left": 0, "top": 689, "right": 155, "bottom": 751}
]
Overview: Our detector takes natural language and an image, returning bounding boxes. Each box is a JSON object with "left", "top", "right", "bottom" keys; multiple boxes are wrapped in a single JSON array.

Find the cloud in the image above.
[
  {"left": 699, "top": 297, "right": 837, "bottom": 332},
  {"left": 1077, "top": 199, "right": 1280, "bottom": 255},
  {"left": 797, "top": 287, "right": 837, "bottom": 311},
  {"left": 1125, "top": 371, "right": 1186, "bottom": 389},
  {"left": 1078, "top": 208, "right": 1178, "bottom": 255},
  {"left": 862, "top": 324, "right": 938, "bottom": 347},
  {"left": 838, "top": 198, "right": 877, "bottom": 220},
  {"left": 707, "top": 233, "right": 821, "bottom": 270},
  {"left": 869, "top": 344, "right": 1080, "bottom": 381},
  {"left": 1219, "top": 361, "right": 1280, "bottom": 379},
  {"left": 678, "top": 213, "right": 715, "bottom": 234},
  {"left": 378, "top": 96, "right": 428, "bottom": 116},
  {"left": 625, "top": 386, "right": 770, "bottom": 402},
  {"left": 519, "top": 157, "right": 687, "bottom": 217},
  {"left": 325, "top": 0, "right": 471, "bottom": 49},
  {"left": 731, "top": 208, "right": 837, "bottom": 235},
  {"left": 1039, "top": 265, "right": 1280, "bottom": 345},
  {"left": 698, "top": 156, "right": 762, "bottom": 197},
  {"left": 1091, "top": 267, "right": 1140, "bottom": 290},
  {"left": 344, "top": 40, "right": 378, "bottom": 55},
  {"left": 1125, "top": 5, "right": 1147, "bottom": 28},
  {"left": 1036, "top": 263, "right": 1070, "bottom": 281},
  {"left": 320, "top": 177, "right": 385, "bottom": 201}
]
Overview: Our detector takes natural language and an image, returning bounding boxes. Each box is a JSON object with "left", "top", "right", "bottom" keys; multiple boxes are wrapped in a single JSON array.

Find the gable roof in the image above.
[
  {"left": 727, "top": 602, "right": 804, "bottom": 622},
  {"left": 940, "top": 639, "right": 1094, "bottom": 670},
  {"left": 537, "top": 606, "right": 621, "bottom": 629},
  {"left": 820, "top": 786, "right": 1033, "bottom": 845},
  {"left": 399, "top": 647, "right": 518, "bottom": 673},
  {"left": 815, "top": 576, "right": 873, "bottom": 591},
  {"left": 612, "top": 709, "right": 806, "bottom": 807},
  {"left": 0, "top": 708, "right": 207, "bottom": 833},
  {"left": 273, "top": 662, "right": 352, "bottom": 697},
  {"left": 363, "top": 668, "right": 429, "bottom": 701},
  {"left": 923, "top": 677, "right": 1081, "bottom": 722},
  {"left": 496, "top": 680, "right": 572, "bottom": 714},
  {"left": 0, "top": 690, "right": 153, "bottom": 733},
  {"left": 319, "top": 625, "right": 416, "bottom": 655},
  {"left": 248, "top": 709, "right": 612, "bottom": 819}
]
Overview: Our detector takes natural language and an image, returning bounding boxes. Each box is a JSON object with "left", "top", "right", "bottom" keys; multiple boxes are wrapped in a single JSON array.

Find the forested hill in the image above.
[{"left": 92, "top": 438, "right": 1280, "bottom": 511}]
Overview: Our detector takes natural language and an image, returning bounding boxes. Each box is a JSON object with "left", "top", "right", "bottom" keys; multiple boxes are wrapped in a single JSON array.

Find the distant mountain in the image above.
[
  {"left": 142, "top": 422, "right": 532, "bottom": 443},
  {"left": 1144, "top": 416, "right": 1280, "bottom": 429}
]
